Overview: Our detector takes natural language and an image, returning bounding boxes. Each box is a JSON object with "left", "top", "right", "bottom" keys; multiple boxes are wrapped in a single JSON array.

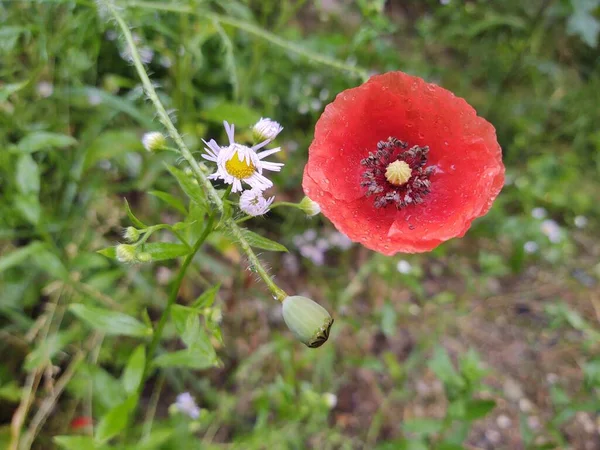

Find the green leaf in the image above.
[
  {"left": 165, "top": 164, "right": 207, "bottom": 208},
  {"left": 69, "top": 304, "right": 152, "bottom": 337},
  {"left": 402, "top": 418, "right": 444, "bottom": 437},
  {"left": 25, "top": 328, "right": 81, "bottom": 371},
  {"left": 239, "top": 228, "right": 288, "bottom": 252},
  {"left": 567, "top": 0, "right": 600, "bottom": 47},
  {"left": 14, "top": 194, "right": 41, "bottom": 225},
  {"left": 148, "top": 190, "right": 187, "bottom": 214},
  {"left": 17, "top": 132, "right": 77, "bottom": 153},
  {"left": 464, "top": 399, "right": 496, "bottom": 421},
  {"left": 380, "top": 302, "right": 397, "bottom": 337},
  {"left": 84, "top": 130, "right": 143, "bottom": 170},
  {"left": 428, "top": 345, "right": 465, "bottom": 393},
  {"left": 121, "top": 345, "right": 146, "bottom": 395},
  {"left": 16, "top": 154, "right": 40, "bottom": 195},
  {"left": 95, "top": 395, "right": 137, "bottom": 444},
  {"left": 153, "top": 349, "right": 217, "bottom": 370},
  {"left": 0, "top": 381, "right": 22, "bottom": 402},
  {"left": 31, "top": 248, "right": 69, "bottom": 279},
  {"left": 201, "top": 102, "right": 260, "bottom": 127},
  {"left": 97, "top": 247, "right": 117, "bottom": 259},
  {"left": 0, "top": 241, "right": 45, "bottom": 273},
  {"left": 192, "top": 284, "right": 221, "bottom": 308},
  {"left": 138, "top": 242, "right": 190, "bottom": 261},
  {"left": 54, "top": 436, "right": 101, "bottom": 450},
  {"left": 459, "top": 348, "right": 488, "bottom": 384},
  {"left": 124, "top": 198, "right": 147, "bottom": 228}
]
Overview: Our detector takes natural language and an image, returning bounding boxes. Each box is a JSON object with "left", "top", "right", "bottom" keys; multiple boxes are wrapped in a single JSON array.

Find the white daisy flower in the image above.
[
  {"left": 252, "top": 117, "right": 283, "bottom": 142},
  {"left": 201, "top": 121, "right": 283, "bottom": 193},
  {"left": 239, "top": 188, "right": 274, "bottom": 216}
]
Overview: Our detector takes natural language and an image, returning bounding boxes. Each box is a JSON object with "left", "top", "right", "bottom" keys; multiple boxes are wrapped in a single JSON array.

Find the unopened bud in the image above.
[
  {"left": 123, "top": 226, "right": 141, "bottom": 243},
  {"left": 282, "top": 296, "right": 333, "bottom": 348},
  {"left": 252, "top": 117, "right": 283, "bottom": 143},
  {"left": 142, "top": 132, "right": 166, "bottom": 152},
  {"left": 298, "top": 196, "right": 321, "bottom": 217},
  {"left": 116, "top": 244, "right": 136, "bottom": 263},
  {"left": 137, "top": 252, "right": 152, "bottom": 263}
]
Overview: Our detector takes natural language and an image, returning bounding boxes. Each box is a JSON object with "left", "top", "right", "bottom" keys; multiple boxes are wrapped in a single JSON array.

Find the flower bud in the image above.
[
  {"left": 116, "top": 244, "right": 136, "bottom": 263},
  {"left": 282, "top": 296, "right": 333, "bottom": 348},
  {"left": 123, "top": 226, "right": 141, "bottom": 243},
  {"left": 298, "top": 196, "right": 321, "bottom": 217},
  {"left": 136, "top": 252, "right": 152, "bottom": 263},
  {"left": 252, "top": 117, "right": 283, "bottom": 143},
  {"left": 142, "top": 131, "right": 167, "bottom": 152}
]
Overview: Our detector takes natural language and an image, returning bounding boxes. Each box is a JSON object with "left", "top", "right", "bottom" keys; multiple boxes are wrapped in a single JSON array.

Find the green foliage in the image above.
[{"left": 0, "top": 0, "right": 598, "bottom": 449}]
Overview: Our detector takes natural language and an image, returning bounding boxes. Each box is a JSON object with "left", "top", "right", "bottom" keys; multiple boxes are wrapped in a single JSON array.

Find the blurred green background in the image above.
[{"left": 1, "top": 0, "right": 599, "bottom": 449}]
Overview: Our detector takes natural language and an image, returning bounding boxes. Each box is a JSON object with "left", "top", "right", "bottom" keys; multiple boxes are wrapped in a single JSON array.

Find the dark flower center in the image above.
[{"left": 361, "top": 137, "right": 434, "bottom": 209}]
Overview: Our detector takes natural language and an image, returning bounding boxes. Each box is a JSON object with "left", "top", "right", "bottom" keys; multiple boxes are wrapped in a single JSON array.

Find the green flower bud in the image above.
[
  {"left": 116, "top": 244, "right": 136, "bottom": 263},
  {"left": 123, "top": 226, "right": 141, "bottom": 243},
  {"left": 298, "top": 196, "right": 321, "bottom": 217},
  {"left": 136, "top": 252, "right": 152, "bottom": 263},
  {"left": 282, "top": 296, "right": 333, "bottom": 348}
]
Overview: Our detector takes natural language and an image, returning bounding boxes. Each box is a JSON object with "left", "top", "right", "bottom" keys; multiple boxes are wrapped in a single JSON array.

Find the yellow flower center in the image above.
[
  {"left": 225, "top": 153, "right": 256, "bottom": 179},
  {"left": 385, "top": 160, "right": 412, "bottom": 186}
]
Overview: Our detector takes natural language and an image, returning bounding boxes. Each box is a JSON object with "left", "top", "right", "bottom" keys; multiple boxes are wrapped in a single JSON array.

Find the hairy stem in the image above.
[{"left": 105, "top": 1, "right": 288, "bottom": 301}]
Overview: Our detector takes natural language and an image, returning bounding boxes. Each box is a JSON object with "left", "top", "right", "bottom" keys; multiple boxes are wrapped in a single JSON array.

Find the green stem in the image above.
[
  {"left": 105, "top": 2, "right": 287, "bottom": 301},
  {"left": 226, "top": 218, "right": 287, "bottom": 302},
  {"left": 141, "top": 216, "right": 214, "bottom": 382}
]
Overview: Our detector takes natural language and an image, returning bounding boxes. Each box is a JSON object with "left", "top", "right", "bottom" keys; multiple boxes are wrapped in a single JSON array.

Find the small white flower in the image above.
[
  {"left": 239, "top": 188, "right": 274, "bottom": 216},
  {"left": 142, "top": 132, "right": 166, "bottom": 152},
  {"left": 524, "top": 241, "right": 539, "bottom": 253},
  {"left": 540, "top": 219, "right": 562, "bottom": 243},
  {"left": 531, "top": 207, "right": 547, "bottom": 219},
  {"left": 201, "top": 121, "right": 283, "bottom": 193},
  {"left": 37, "top": 81, "right": 54, "bottom": 98},
  {"left": 175, "top": 392, "right": 200, "bottom": 419},
  {"left": 322, "top": 393, "right": 337, "bottom": 409},
  {"left": 252, "top": 117, "right": 283, "bottom": 142},
  {"left": 574, "top": 215, "right": 587, "bottom": 229},
  {"left": 396, "top": 260, "right": 412, "bottom": 274}
]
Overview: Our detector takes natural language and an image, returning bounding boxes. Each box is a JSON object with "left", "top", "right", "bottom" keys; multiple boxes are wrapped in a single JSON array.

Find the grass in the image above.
[{"left": 0, "top": 1, "right": 599, "bottom": 449}]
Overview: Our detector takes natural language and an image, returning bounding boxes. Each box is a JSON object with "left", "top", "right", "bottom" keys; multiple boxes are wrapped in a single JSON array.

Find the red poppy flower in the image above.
[{"left": 303, "top": 71, "right": 504, "bottom": 254}]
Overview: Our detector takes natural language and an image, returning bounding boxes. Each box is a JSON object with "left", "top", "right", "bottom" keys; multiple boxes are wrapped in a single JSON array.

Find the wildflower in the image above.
[
  {"left": 174, "top": 392, "right": 200, "bottom": 419},
  {"left": 239, "top": 188, "right": 274, "bottom": 216},
  {"left": 281, "top": 296, "right": 333, "bottom": 348},
  {"left": 37, "top": 81, "right": 54, "bottom": 98},
  {"left": 142, "top": 132, "right": 166, "bottom": 152},
  {"left": 201, "top": 121, "right": 283, "bottom": 193},
  {"left": 328, "top": 232, "right": 353, "bottom": 250},
  {"left": 523, "top": 241, "right": 539, "bottom": 253},
  {"left": 531, "top": 207, "right": 547, "bottom": 220},
  {"left": 322, "top": 393, "right": 337, "bottom": 409},
  {"left": 396, "top": 260, "right": 412, "bottom": 274},
  {"left": 298, "top": 196, "right": 321, "bottom": 217},
  {"left": 116, "top": 244, "right": 136, "bottom": 263},
  {"left": 574, "top": 215, "right": 587, "bottom": 229},
  {"left": 541, "top": 219, "right": 562, "bottom": 243},
  {"left": 252, "top": 117, "right": 283, "bottom": 143},
  {"left": 70, "top": 416, "right": 93, "bottom": 431},
  {"left": 302, "top": 71, "right": 504, "bottom": 254}
]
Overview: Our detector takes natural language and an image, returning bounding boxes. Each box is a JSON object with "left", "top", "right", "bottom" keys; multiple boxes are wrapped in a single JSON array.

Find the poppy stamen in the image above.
[{"left": 360, "top": 137, "right": 434, "bottom": 209}]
